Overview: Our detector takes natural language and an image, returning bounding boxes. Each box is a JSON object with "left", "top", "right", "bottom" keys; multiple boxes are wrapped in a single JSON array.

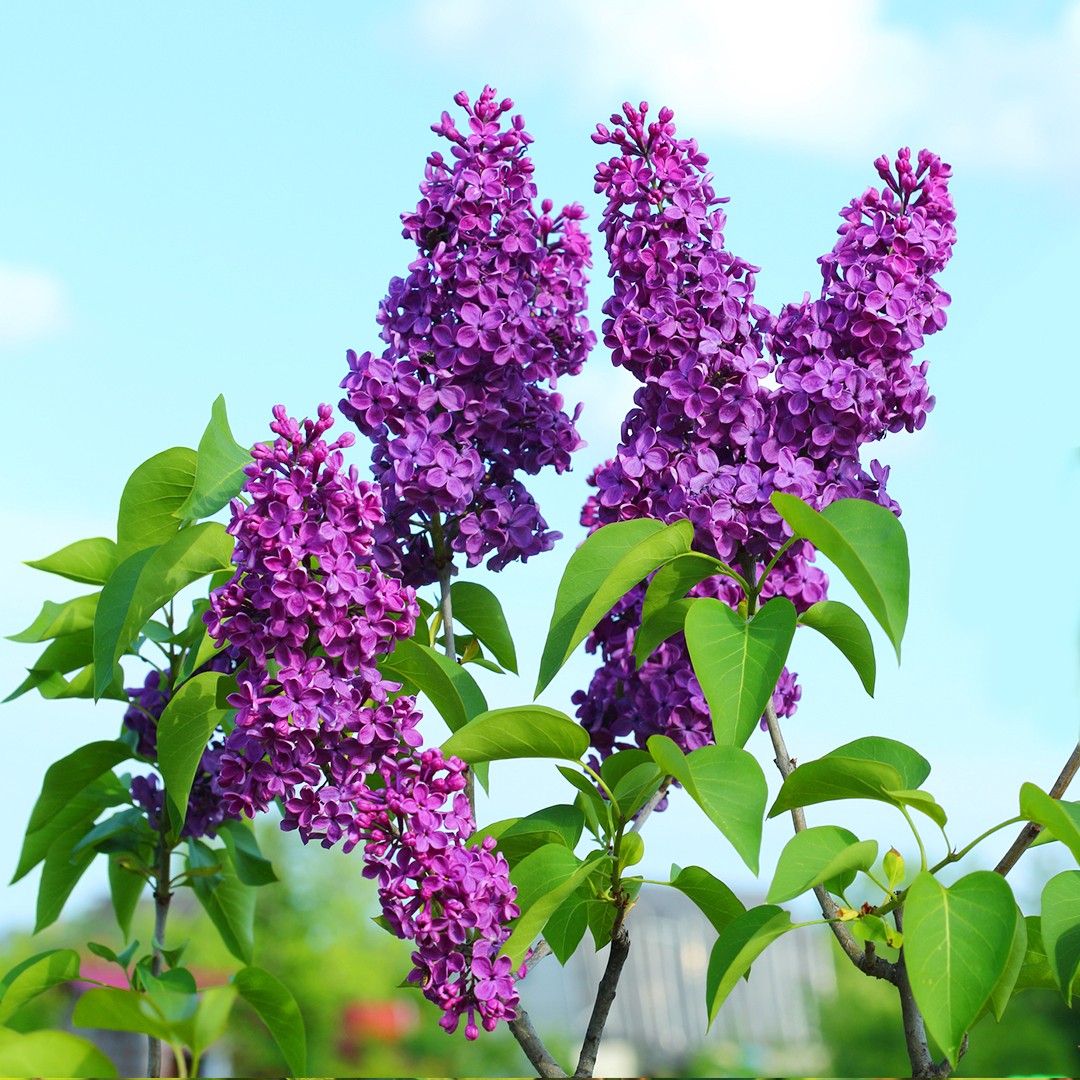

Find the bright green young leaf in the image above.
[
  {"left": 536, "top": 518, "right": 693, "bottom": 696},
  {"left": 503, "top": 846, "right": 609, "bottom": 968},
  {"left": 189, "top": 984, "right": 238, "bottom": 1059},
  {"left": 1041, "top": 870, "right": 1080, "bottom": 1005},
  {"left": 633, "top": 598, "right": 696, "bottom": 667},
  {"left": 218, "top": 819, "right": 278, "bottom": 887},
  {"left": 832, "top": 736, "right": 931, "bottom": 789},
  {"left": 849, "top": 914, "right": 902, "bottom": 949},
  {"left": 767, "top": 827, "right": 878, "bottom": 904},
  {"left": 988, "top": 905, "right": 1028, "bottom": 1022},
  {"left": 116, "top": 446, "right": 198, "bottom": 560},
  {"left": 640, "top": 553, "right": 737, "bottom": 622},
  {"left": 379, "top": 637, "right": 487, "bottom": 733},
  {"left": 233, "top": 966, "right": 307, "bottom": 1076},
  {"left": 1020, "top": 783, "right": 1080, "bottom": 865},
  {"left": 684, "top": 596, "right": 797, "bottom": 747},
  {"left": 557, "top": 766, "right": 613, "bottom": 838},
  {"left": 108, "top": 853, "right": 146, "bottom": 940},
  {"left": 647, "top": 735, "right": 766, "bottom": 874},
  {"left": 442, "top": 705, "right": 589, "bottom": 765},
  {"left": 177, "top": 395, "right": 251, "bottom": 520},
  {"left": 610, "top": 762, "right": 665, "bottom": 822},
  {"left": 668, "top": 866, "right": 745, "bottom": 936},
  {"left": 771, "top": 493, "right": 909, "bottom": 659},
  {"left": 481, "top": 804, "right": 585, "bottom": 867},
  {"left": 8, "top": 593, "right": 100, "bottom": 643},
  {"left": 13, "top": 771, "right": 128, "bottom": 883},
  {"left": 4, "top": 629, "right": 95, "bottom": 702},
  {"left": 157, "top": 671, "right": 229, "bottom": 831},
  {"left": 449, "top": 581, "right": 518, "bottom": 673},
  {"left": 887, "top": 788, "right": 947, "bottom": 828},
  {"left": 584, "top": 879, "right": 644, "bottom": 951},
  {"left": 189, "top": 842, "right": 256, "bottom": 964},
  {"left": 94, "top": 524, "right": 234, "bottom": 699},
  {"left": 0, "top": 949, "right": 81, "bottom": 1023},
  {"left": 706, "top": 905, "right": 794, "bottom": 1025},
  {"left": 544, "top": 887, "right": 592, "bottom": 965},
  {"left": 0, "top": 1028, "right": 118, "bottom": 1078},
  {"left": 798, "top": 600, "right": 876, "bottom": 695},
  {"left": 903, "top": 870, "right": 1016, "bottom": 1067},
  {"left": 33, "top": 660, "right": 126, "bottom": 702},
  {"left": 25, "top": 537, "right": 118, "bottom": 586}
]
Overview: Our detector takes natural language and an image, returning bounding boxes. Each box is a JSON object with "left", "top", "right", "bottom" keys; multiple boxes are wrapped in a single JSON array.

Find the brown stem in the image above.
[
  {"left": 573, "top": 922, "right": 631, "bottom": 1077},
  {"left": 509, "top": 1009, "right": 567, "bottom": 1077},
  {"left": 762, "top": 701, "right": 895, "bottom": 982},
  {"left": 147, "top": 839, "right": 172, "bottom": 1078},
  {"left": 995, "top": 742, "right": 1080, "bottom": 877}
]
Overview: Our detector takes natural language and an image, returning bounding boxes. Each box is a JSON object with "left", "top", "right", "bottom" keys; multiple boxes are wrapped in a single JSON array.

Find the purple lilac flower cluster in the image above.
[
  {"left": 206, "top": 405, "right": 520, "bottom": 1037},
  {"left": 575, "top": 104, "right": 955, "bottom": 759},
  {"left": 124, "top": 663, "right": 234, "bottom": 840},
  {"left": 340, "top": 87, "right": 596, "bottom": 585}
]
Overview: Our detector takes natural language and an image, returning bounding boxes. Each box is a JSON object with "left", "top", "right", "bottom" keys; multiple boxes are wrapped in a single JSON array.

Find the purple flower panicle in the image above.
[
  {"left": 577, "top": 103, "right": 955, "bottom": 760},
  {"left": 341, "top": 87, "right": 596, "bottom": 584}
]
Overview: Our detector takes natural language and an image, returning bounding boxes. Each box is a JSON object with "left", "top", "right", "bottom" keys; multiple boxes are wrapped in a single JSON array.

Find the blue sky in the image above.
[{"left": 3, "top": 1, "right": 1079, "bottom": 931}]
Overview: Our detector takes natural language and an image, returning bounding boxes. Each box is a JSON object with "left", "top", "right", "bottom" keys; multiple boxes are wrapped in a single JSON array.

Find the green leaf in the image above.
[
  {"left": 706, "top": 905, "right": 794, "bottom": 1024},
  {"left": 0, "top": 1028, "right": 118, "bottom": 1078},
  {"left": 544, "top": 887, "right": 592, "bottom": 965},
  {"left": 94, "top": 524, "right": 234, "bottom": 699},
  {"left": 633, "top": 598, "right": 696, "bottom": 667},
  {"left": 72, "top": 807, "right": 149, "bottom": 855},
  {"left": 449, "top": 581, "right": 518, "bottom": 673},
  {"left": 887, "top": 788, "right": 948, "bottom": 828},
  {"left": 1020, "top": 783, "right": 1080, "bottom": 865},
  {"left": 0, "top": 949, "right": 81, "bottom": 1023},
  {"left": 24, "top": 740, "right": 131, "bottom": 838},
  {"left": 767, "top": 827, "right": 878, "bottom": 904},
  {"left": 233, "top": 966, "right": 307, "bottom": 1076},
  {"left": 1041, "top": 870, "right": 1080, "bottom": 1005},
  {"left": 850, "top": 914, "right": 902, "bottom": 949},
  {"left": 903, "top": 870, "right": 1016, "bottom": 1066},
  {"left": 177, "top": 395, "right": 251, "bottom": 520},
  {"left": 988, "top": 904, "right": 1028, "bottom": 1022},
  {"left": 640, "top": 552, "right": 735, "bottom": 623},
  {"left": 768, "top": 737, "right": 930, "bottom": 818},
  {"left": 4, "top": 630, "right": 95, "bottom": 702},
  {"left": 684, "top": 596, "right": 797, "bottom": 747},
  {"left": 157, "top": 671, "right": 229, "bottom": 831},
  {"left": 610, "top": 762, "right": 665, "bottom": 822},
  {"left": 108, "top": 853, "right": 146, "bottom": 940},
  {"left": 771, "top": 493, "right": 909, "bottom": 659},
  {"left": 25, "top": 537, "right": 119, "bottom": 586},
  {"left": 536, "top": 518, "right": 694, "bottom": 696},
  {"left": 379, "top": 638, "right": 487, "bottom": 733},
  {"left": 189, "top": 984, "right": 238, "bottom": 1059},
  {"left": 647, "top": 735, "right": 766, "bottom": 874},
  {"left": 219, "top": 819, "right": 278, "bottom": 887},
  {"left": 8, "top": 593, "right": 99, "bottom": 643},
  {"left": 557, "top": 767, "right": 613, "bottom": 838},
  {"left": 13, "top": 771, "right": 128, "bottom": 883},
  {"left": 503, "top": 846, "right": 609, "bottom": 968},
  {"left": 442, "top": 705, "right": 589, "bottom": 765},
  {"left": 483, "top": 805, "right": 584, "bottom": 866},
  {"left": 189, "top": 842, "right": 256, "bottom": 964},
  {"left": 798, "top": 600, "right": 876, "bottom": 695},
  {"left": 618, "top": 831, "right": 644, "bottom": 871},
  {"left": 668, "top": 865, "right": 745, "bottom": 936},
  {"left": 36, "top": 826, "right": 98, "bottom": 932},
  {"left": 72, "top": 986, "right": 174, "bottom": 1041},
  {"left": 116, "top": 446, "right": 198, "bottom": 560}
]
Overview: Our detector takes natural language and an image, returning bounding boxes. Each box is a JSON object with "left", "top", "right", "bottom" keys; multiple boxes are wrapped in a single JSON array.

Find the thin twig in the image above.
[
  {"left": 147, "top": 840, "right": 172, "bottom": 1078},
  {"left": 508, "top": 1009, "right": 567, "bottom": 1077},
  {"left": 573, "top": 923, "right": 631, "bottom": 1077},
  {"left": 994, "top": 742, "right": 1080, "bottom": 877},
  {"left": 762, "top": 701, "right": 895, "bottom": 982},
  {"left": 630, "top": 777, "right": 672, "bottom": 834}
]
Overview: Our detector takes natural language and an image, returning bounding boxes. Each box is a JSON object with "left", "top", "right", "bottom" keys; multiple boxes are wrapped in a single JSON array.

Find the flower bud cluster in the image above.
[
  {"left": 340, "top": 87, "right": 596, "bottom": 585},
  {"left": 207, "top": 406, "right": 520, "bottom": 1036},
  {"left": 576, "top": 103, "right": 954, "bottom": 758}
]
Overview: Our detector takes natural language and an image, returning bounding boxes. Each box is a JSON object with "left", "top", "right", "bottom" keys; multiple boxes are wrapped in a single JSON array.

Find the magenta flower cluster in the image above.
[
  {"left": 575, "top": 103, "right": 955, "bottom": 758},
  {"left": 340, "top": 87, "right": 596, "bottom": 585},
  {"left": 206, "top": 405, "right": 520, "bottom": 1037}
]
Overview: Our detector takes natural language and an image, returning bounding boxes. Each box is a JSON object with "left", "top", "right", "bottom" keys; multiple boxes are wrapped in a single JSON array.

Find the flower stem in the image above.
[{"left": 147, "top": 837, "right": 172, "bottom": 1078}]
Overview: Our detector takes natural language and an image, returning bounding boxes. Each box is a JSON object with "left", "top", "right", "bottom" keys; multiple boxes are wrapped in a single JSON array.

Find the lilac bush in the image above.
[
  {"left": 340, "top": 86, "right": 596, "bottom": 585},
  {"left": 575, "top": 103, "right": 956, "bottom": 760},
  {"left": 205, "top": 404, "right": 521, "bottom": 1036}
]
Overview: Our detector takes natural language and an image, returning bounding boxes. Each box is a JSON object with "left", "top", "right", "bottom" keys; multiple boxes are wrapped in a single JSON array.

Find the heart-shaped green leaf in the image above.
[
  {"left": 903, "top": 870, "right": 1016, "bottom": 1066},
  {"left": 1041, "top": 870, "right": 1080, "bottom": 1006},
  {"left": 798, "top": 600, "right": 876, "bottom": 695},
  {"left": 641, "top": 552, "right": 736, "bottom": 622},
  {"left": 684, "top": 596, "right": 797, "bottom": 747},
  {"left": 706, "top": 905, "right": 794, "bottom": 1025},
  {"left": 449, "top": 581, "right": 518, "bottom": 673},
  {"left": 767, "top": 827, "right": 878, "bottom": 904}
]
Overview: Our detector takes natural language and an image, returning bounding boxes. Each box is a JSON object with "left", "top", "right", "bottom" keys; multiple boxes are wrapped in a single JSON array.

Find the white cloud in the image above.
[
  {"left": 406, "top": 0, "right": 1080, "bottom": 174},
  {"left": 0, "top": 262, "right": 68, "bottom": 346}
]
